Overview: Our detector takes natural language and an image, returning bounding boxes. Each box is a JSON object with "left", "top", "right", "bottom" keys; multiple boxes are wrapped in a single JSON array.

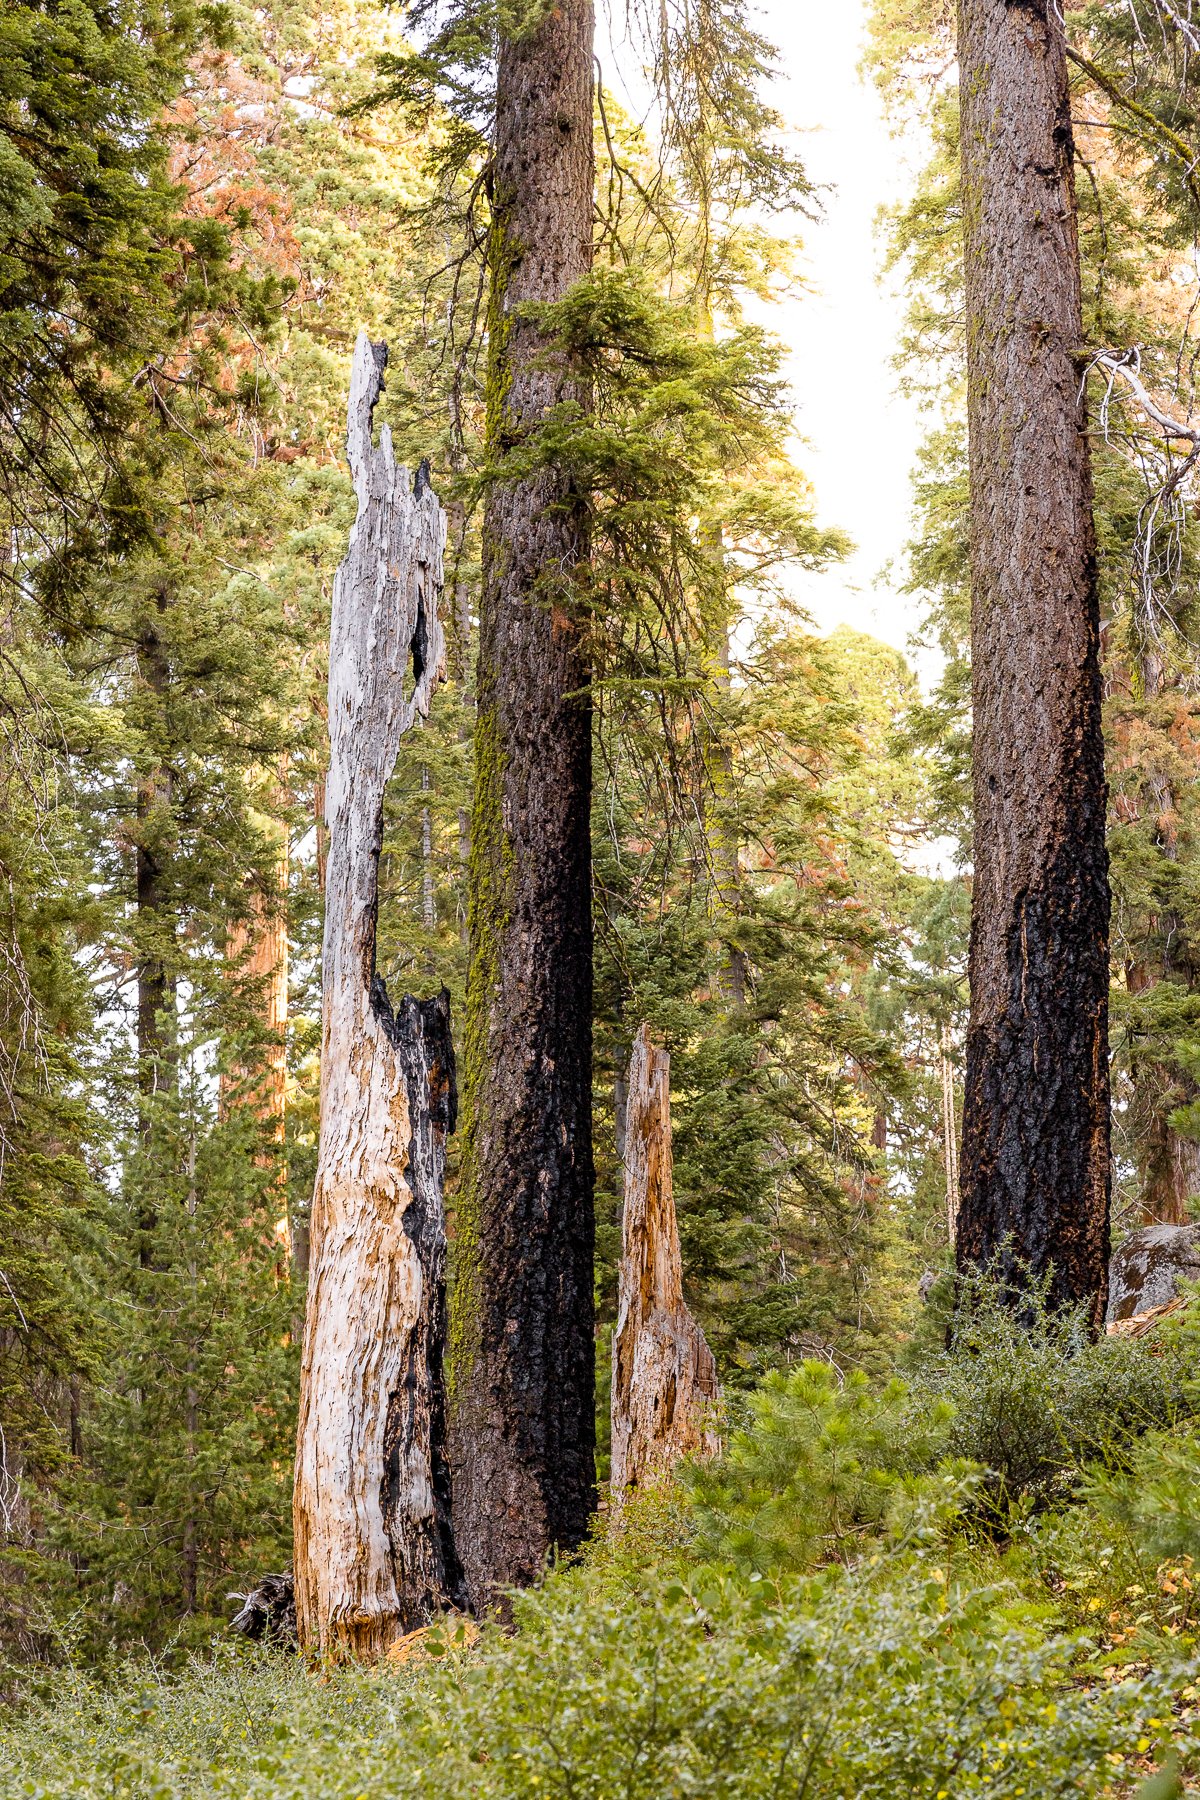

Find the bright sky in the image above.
[
  {"left": 761, "top": 0, "right": 927, "bottom": 654},
  {"left": 599, "top": 1, "right": 932, "bottom": 660}
]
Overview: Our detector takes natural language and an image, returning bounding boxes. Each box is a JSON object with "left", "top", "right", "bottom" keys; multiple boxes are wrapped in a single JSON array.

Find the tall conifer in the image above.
[
  {"left": 955, "top": 0, "right": 1111, "bottom": 1325},
  {"left": 449, "top": 0, "right": 598, "bottom": 1611}
]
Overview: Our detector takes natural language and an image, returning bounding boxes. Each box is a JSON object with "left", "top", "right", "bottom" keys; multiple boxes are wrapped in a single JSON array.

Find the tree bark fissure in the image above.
[
  {"left": 955, "top": 0, "right": 1112, "bottom": 1328},
  {"left": 293, "top": 333, "right": 458, "bottom": 1660},
  {"left": 449, "top": 0, "right": 597, "bottom": 1614}
]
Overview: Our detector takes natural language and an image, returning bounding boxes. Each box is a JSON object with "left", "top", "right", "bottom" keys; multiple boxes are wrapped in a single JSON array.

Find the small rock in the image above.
[{"left": 1107, "top": 1224, "right": 1200, "bottom": 1325}]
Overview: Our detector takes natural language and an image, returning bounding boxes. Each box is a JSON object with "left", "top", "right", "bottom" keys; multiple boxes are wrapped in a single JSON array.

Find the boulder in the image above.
[{"left": 1106, "top": 1223, "right": 1200, "bottom": 1325}]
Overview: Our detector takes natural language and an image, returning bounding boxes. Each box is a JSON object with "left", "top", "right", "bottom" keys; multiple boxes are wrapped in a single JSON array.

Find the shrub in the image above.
[
  {"left": 909, "top": 1276, "right": 1200, "bottom": 1513},
  {"left": 2, "top": 1559, "right": 1195, "bottom": 1798},
  {"left": 681, "top": 1359, "right": 960, "bottom": 1575}
]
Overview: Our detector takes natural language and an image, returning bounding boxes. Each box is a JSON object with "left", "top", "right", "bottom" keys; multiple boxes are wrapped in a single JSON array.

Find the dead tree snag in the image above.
[
  {"left": 293, "top": 333, "right": 463, "bottom": 1660},
  {"left": 611, "top": 1026, "right": 720, "bottom": 1498}
]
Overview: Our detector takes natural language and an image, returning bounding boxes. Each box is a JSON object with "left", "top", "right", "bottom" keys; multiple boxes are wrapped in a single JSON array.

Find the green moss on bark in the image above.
[{"left": 449, "top": 701, "right": 513, "bottom": 1390}]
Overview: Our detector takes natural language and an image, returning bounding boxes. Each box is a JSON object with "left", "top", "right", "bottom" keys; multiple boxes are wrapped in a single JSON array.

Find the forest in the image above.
[{"left": 5, "top": 0, "right": 1200, "bottom": 1791}]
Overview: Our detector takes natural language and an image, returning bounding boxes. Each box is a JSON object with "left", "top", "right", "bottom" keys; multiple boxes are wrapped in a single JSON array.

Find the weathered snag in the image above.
[
  {"left": 293, "top": 332, "right": 463, "bottom": 1660},
  {"left": 611, "top": 1026, "right": 720, "bottom": 1497}
]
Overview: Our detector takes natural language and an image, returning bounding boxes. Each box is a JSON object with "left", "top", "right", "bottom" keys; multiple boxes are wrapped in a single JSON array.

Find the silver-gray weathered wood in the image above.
[{"left": 294, "top": 332, "right": 459, "bottom": 1659}]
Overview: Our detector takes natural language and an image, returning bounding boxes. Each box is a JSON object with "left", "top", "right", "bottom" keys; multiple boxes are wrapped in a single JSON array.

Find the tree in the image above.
[
  {"left": 870, "top": 0, "right": 1200, "bottom": 1243},
  {"left": 610, "top": 1026, "right": 719, "bottom": 1499},
  {"left": 293, "top": 336, "right": 460, "bottom": 1660},
  {"left": 449, "top": 0, "right": 598, "bottom": 1612},
  {"left": 955, "top": 0, "right": 1111, "bottom": 1327},
  {"left": 0, "top": 0, "right": 199, "bottom": 604}
]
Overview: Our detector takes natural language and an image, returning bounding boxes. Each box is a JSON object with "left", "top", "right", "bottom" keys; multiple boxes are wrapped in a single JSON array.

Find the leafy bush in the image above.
[
  {"left": 7, "top": 1294, "right": 1200, "bottom": 1797},
  {"left": 2, "top": 1559, "right": 1194, "bottom": 1798},
  {"left": 678, "top": 1292, "right": 1200, "bottom": 1586},
  {"left": 910, "top": 1277, "right": 1200, "bottom": 1512}
]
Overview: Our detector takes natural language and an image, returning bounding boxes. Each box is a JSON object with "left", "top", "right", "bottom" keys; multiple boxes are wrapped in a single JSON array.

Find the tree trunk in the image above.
[
  {"left": 446, "top": 498, "right": 472, "bottom": 944},
  {"left": 611, "top": 1026, "right": 720, "bottom": 1497},
  {"left": 134, "top": 594, "right": 177, "bottom": 1264},
  {"left": 941, "top": 1023, "right": 960, "bottom": 1246},
  {"left": 1142, "top": 1117, "right": 1200, "bottom": 1226},
  {"left": 293, "top": 333, "right": 462, "bottom": 1660},
  {"left": 955, "top": 0, "right": 1111, "bottom": 1331},
  {"left": 1131, "top": 650, "right": 1200, "bottom": 1227},
  {"left": 223, "top": 793, "right": 291, "bottom": 1258},
  {"left": 449, "top": 0, "right": 597, "bottom": 1613}
]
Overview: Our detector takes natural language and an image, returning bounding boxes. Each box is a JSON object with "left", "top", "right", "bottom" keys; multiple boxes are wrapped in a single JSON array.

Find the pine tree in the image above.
[{"left": 449, "top": 0, "right": 598, "bottom": 1612}]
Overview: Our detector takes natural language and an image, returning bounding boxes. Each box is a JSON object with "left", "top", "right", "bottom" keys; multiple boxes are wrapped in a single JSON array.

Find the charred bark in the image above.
[
  {"left": 293, "top": 333, "right": 461, "bottom": 1660},
  {"left": 449, "top": 0, "right": 597, "bottom": 1613},
  {"left": 955, "top": 0, "right": 1111, "bottom": 1331},
  {"left": 611, "top": 1027, "right": 720, "bottom": 1497}
]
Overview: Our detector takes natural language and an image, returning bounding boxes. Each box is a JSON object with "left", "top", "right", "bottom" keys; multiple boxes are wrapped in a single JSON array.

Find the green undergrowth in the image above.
[{"left": 7, "top": 1292, "right": 1200, "bottom": 1797}]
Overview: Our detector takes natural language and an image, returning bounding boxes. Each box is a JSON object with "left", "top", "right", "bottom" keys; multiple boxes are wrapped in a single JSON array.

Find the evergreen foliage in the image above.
[{"left": 5, "top": 5, "right": 1200, "bottom": 1784}]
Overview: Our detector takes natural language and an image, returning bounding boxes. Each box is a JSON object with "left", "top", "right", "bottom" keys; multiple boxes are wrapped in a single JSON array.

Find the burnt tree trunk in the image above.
[
  {"left": 955, "top": 0, "right": 1111, "bottom": 1330},
  {"left": 611, "top": 1027, "right": 720, "bottom": 1497},
  {"left": 293, "top": 333, "right": 463, "bottom": 1660},
  {"left": 449, "top": 0, "right": 597, "bottom": 1612}
]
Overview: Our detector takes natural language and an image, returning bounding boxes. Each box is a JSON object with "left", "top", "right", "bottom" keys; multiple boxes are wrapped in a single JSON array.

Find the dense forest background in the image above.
[{"left": 3, "top": 0, "right": 1200, "bottom": 1731}]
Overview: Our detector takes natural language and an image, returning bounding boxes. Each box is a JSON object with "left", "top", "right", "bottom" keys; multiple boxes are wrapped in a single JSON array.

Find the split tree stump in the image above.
[
  {"left": 293, "top": 333, "right": 462, "bottom": 1659},
  {"left": 610, "top": 1025, "right": 720, "bottom": 1498}
]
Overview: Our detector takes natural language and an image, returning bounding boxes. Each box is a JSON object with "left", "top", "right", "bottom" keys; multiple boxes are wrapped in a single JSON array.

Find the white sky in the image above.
[
  {"left": 760, "top": 0, "right": 927, "bottom": 654},
  {"left": 603, "top": 1, "right": 930, "bottom": 659}
]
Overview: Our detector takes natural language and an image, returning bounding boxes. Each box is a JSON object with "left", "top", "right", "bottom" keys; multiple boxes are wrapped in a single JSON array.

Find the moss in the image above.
[
  {"left": 448, "top": 699, "right": 514, "bottom": 1394},
  {"left": 482, "top": 204, "right": 517, "bottom": 461},
  {"left": 447, "top": 200, "right": 520, "bottom": 1400}
]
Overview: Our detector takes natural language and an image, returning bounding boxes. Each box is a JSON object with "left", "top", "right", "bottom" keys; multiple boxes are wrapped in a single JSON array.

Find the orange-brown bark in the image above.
[{"left": 610, "top": 1026, "right": 720, "bottom": 1498}]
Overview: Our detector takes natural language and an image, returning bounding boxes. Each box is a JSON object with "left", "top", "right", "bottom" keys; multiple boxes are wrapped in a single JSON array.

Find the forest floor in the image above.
[{"left": 6, "top": 1292, "right": 1200, "bottom": 1799}]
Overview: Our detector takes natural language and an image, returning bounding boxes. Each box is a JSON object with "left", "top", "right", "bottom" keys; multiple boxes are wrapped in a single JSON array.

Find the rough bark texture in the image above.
[
  {"left": 230, "top": 1571, "right": 297, "bottom": 1647},
  {"left": 611, "top": 1027, "right": 720, "bottom": 1496},
  {"left": 293, "top": 333, "right": 463, "bottom": 1661},
  {"left": 955, "top": 0, "right": 1111, "bottom": 1331},
  {"left": 449, "top": 0, "right": 597, "bottom": 1612},
  {"left": 1141, "top": 1118, "right": 1200, "bottom": 1228}
]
